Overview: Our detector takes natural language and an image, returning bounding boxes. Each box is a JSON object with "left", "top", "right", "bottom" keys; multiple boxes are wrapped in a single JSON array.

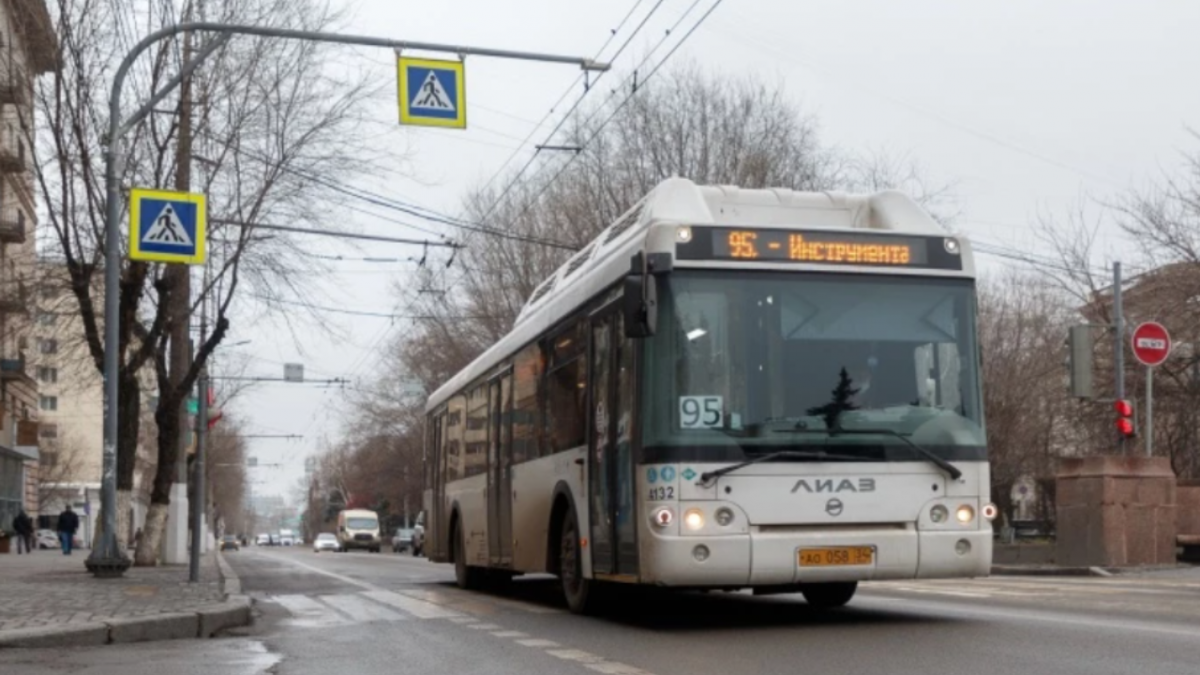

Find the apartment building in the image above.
[{"left": 0, "top": 0, "right": 54, "bottom": 534}]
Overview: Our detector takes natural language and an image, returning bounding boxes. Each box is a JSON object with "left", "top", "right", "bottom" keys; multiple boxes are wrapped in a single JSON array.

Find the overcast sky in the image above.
[{"left": 222, "top": 0, "right": 1200, "bottom": 506}]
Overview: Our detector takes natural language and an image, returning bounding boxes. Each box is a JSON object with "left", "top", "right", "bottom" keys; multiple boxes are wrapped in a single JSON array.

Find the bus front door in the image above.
[
  {"left": 588, "top": 308, "right": 639, "bottom": 578},
  {"left": 487, "top": 372, "right": 514, "bottom": 566}
]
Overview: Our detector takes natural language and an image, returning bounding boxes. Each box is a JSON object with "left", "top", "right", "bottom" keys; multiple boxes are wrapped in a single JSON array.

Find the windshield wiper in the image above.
[
  {"left": 828, "top": 428, "right": 962, "bottom": 481},
  {"left": 765, "top": 427, "right": 963, "bottom": 481},
  {"left": 698, "top": 450, "right": 871, "bottom": 484}
]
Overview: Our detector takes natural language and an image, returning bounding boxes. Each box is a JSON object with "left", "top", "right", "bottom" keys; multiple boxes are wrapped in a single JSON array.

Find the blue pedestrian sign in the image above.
[
  {"left": 397, "top": 56, "right": 466, "bottom": 129},
  {"left": 129, "top": 188, "right": 207, "bottom": 265}
]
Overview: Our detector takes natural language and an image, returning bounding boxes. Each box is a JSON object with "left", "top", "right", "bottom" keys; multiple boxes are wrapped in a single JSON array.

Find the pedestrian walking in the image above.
[
  {"left": 12, "top": 510, "right": 34, "bottom": 554},
  {"left": 57, "top": 505, "right": 80, "bottom": 555}
]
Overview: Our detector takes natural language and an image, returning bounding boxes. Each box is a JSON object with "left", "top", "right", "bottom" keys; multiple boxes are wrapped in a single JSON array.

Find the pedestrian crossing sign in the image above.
[
  {"left": 397, "top": 56, "right": 466, "bottom": 129},
  {"left": 129, "top": 188, "right": 207, "bottom": 264}
]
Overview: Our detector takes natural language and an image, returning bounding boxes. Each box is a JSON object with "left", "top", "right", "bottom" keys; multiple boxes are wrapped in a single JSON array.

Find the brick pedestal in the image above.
[
  {"left": 1056, "top": 456, "right": 1176, "bottom": 567},
  {"left": 1178, "top": 481, "right": 1200, "bottom": 537}
]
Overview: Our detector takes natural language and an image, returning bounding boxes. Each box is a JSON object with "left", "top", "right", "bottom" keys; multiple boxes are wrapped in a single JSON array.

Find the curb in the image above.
[
  {"left": 215, "top": 549, "right": 242, "bottom": 596},
  {"left": 990, "top": 564, "right": 1114, "bottom": 577},
  {"left": 0, "top": 552, "right": 253, "bottom": 649}
]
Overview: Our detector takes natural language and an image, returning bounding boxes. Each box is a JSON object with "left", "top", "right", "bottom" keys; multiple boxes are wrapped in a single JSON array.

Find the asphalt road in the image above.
[{"left": 7, "top": 546, "right": 1200, "bottom": 675}]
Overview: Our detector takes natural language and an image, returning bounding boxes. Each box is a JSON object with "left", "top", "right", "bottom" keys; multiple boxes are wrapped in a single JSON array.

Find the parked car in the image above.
[
  {"left": 392, "top": 528, "right": 415, "bottom": 553},
  {"left": 219, "top": 535, "right": 240, "bottom": 552},
  {"left": 313, "top": 532, "right": 340, "bottom": 553},
  {"left": 35, "top": 529, "right": 59, "bottom": 550},
  {"left": 412, "top": 524, "right": 424, "bottom": 557},
  {"left": 255, "top": 533, "right": 271, "bottom": 546}
]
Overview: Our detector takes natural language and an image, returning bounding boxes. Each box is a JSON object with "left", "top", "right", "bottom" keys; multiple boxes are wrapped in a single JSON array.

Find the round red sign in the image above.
[{"left": 1131, "top": 321, "right": 1172, "bottom": 367}]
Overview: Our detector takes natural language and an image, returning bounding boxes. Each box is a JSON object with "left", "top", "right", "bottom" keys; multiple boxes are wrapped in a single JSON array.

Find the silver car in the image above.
[{"left": 313, "top": 532, "right": 340, "bottom": 553}]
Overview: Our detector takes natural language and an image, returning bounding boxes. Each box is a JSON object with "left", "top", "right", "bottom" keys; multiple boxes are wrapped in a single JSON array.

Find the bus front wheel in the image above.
[
  {"left": 800, "top": 582, "right": 857, "bottom": 609},
  {"left": 559, "top": 505, "right": 595, "bottom": 614},
  {"left": 454, "top": 524, "right": 484, "bottom": 590}
]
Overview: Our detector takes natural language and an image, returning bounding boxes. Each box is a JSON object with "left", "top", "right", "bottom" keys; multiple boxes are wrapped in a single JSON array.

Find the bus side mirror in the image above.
[{"left": 624, "top": 270, "right": 657, "bottom": 338}]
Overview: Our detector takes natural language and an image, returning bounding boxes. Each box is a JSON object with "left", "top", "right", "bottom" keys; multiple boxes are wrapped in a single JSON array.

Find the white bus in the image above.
[{"left": 422, "top": 178, "right": 995, "bottom": 614}]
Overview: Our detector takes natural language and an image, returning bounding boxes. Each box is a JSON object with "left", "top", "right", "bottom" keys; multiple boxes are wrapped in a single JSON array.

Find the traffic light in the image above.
[{"left": 1114, "top": 399, "right": 1136, "bottom": 438}]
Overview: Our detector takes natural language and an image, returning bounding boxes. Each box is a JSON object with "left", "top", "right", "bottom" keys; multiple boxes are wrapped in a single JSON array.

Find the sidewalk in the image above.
[{"left": 0, "top": 547, "right": 250, "bottom": 648}]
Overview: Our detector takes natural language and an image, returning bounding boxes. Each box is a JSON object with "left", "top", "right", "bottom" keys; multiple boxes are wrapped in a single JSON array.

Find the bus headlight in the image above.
[
  {"left": 651, "top": 507, "right": 674, "bottom": 528},
  {"left": 684, "top": 509, "right": 705, "bottom": 531},
  {"left": 714, "top": 508, "right": 734, "bottom": 527},
  {"left": 930, "top": 505, "right": 949, "bottom": 523},
  {"left": 956, "top": 505, "right": 975, "bottom": 524},
  {"left": 677, "top": 226, "right": 693, "bottom": 242}
]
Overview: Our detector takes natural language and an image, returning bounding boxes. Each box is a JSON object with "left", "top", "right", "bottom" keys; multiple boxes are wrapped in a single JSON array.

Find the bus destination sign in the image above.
[{"left": 676, "top": 227, "right": 963, "bottom": 271}]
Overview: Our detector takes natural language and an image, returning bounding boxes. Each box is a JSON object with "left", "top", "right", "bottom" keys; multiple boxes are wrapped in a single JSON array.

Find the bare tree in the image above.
[{"left": 35, "top": 0, "right": 380, "bottom": 563}]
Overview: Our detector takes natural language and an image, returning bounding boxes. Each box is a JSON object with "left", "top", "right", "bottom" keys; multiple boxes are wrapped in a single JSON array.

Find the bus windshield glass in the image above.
[
  {"left": 642, "top": 271, "right": 985, "bottom": 463},
  {"left": 347, "top": 518, "right": 377, "bottom": 530}
]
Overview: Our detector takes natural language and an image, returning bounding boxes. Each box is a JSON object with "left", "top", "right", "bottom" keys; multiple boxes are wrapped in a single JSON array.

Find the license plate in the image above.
[{"left": 798, "top": 547, "right": 874, "bottom": 566}]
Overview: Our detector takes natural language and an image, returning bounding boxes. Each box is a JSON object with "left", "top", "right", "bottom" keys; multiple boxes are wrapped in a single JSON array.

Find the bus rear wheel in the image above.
[
  {"left": 800, "top": 581, "right": 857, "bottom": 609},
  {"left": 559, "top": 505, "right": 595, "bottom": 614}
]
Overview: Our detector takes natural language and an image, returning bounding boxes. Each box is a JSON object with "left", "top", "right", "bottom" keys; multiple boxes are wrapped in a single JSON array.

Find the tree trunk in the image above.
[
  {"left": 134, "top": 392, "right": 183, "bottom": 565},
  {"left": 136, "top": 503, "right": 167, "bottom": 566}
]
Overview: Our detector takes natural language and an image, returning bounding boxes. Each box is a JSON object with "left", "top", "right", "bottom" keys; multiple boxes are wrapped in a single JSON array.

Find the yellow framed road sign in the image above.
[
  {"left": 397, "top": 56, "right": 466, "bottom": 129},
  {"left": 129, "top": 187, "right": 207, "bottom": 265}
]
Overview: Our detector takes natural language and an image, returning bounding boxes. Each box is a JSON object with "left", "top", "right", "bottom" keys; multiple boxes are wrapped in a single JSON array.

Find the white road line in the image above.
[
  {"left": 256, "top": 553, "right": 464, "bottom": 619},
  {"left": 469, "top": 623, "right": 502, "bottom": 630},
  {"left": 546, "top": 649, "right": 606, "bottom": 664},
  {"left": 320, "top": 594, "right": 406, "bottom": 623},
  {"left": 585, "top": 663, "right": 654, "bottom": 675},
  {"left": 446, "top": 616, "right": 478, "bottom": 624},
  {"left": 516, "top": 639, "right": 561, "bottom": 648},
  {"left": 856, "top": 595, "right": 1200, "bottom": 640},
  {"left": 272, "top": 594, "right": 350, "bottom": 627},
  {"left": 360, "top": 590, "right": 462, "bottom": 619},
  {"left": 491, "top": 631, "right": 529, "bottom": 638}
]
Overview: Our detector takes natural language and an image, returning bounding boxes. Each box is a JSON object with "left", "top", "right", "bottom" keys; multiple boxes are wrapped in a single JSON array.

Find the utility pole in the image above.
[
  {"left": 1113, "top": 262, "right": 1125, "bottom": 454},
  {"left": 164, "top": 16, "right": 194, "bottom": 566},
  {"left": 189, "top": 271, "right": 208, "bottom": 582}
]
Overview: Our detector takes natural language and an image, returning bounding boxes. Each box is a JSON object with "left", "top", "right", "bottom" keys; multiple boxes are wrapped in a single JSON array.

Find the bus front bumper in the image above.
[{"left": 639, "top": 527, "right": 992, "bottom": 587}]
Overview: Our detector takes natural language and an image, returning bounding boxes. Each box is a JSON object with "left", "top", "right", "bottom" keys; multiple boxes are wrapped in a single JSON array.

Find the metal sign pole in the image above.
[{"left": 1145, "top": 366, "right": 1153, "bottom": 457}]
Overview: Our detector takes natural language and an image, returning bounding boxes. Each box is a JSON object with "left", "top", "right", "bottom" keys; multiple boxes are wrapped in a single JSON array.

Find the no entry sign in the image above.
[{"left": 1131, "top": 321, "right": 1171, "bottom": 367}]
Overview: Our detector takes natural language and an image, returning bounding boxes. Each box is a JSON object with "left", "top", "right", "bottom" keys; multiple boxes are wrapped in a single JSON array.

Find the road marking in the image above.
[
  {"left": 469, "top": 622, "right": 502, "bottom": 630},
  {"left": 360, "top": 590, "right": 462, "bottom": 619},
  {"left": 585, "top": 663, "right": 653, "bottom": 675},
  {"left": 446, "top": 616, "right": 478, "bottom": 624},
  {"left": 272, "top": 594, "right": 350, "bottom": 627},
  {"left": 546, "top": 649, "right": 606, "bottom": 664},
  {"left": 857, "top": 595, "right": 1200, "bottom": 640},
  {"left": 321, "top": 594, "right": 406, "bottom": 623},
  {"left": 491, "top": 631, "right": 529, "bottom": 638},
  {"left": 516, "top": 639, "right": 560, "bottom": 648}
]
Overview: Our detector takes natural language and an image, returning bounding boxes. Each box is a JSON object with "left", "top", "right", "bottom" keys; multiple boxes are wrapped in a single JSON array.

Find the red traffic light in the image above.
[
  {"left": 1116, "top": 418, "right": 1135, "bottom": 437},
  {"left": 1114, "top": 399, "right": 1135, "bottom": 437}
]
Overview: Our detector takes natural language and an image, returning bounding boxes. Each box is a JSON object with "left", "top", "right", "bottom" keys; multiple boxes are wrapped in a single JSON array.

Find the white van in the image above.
[{"left": 337, "top": 509, "right": 381, "bottom": 552}]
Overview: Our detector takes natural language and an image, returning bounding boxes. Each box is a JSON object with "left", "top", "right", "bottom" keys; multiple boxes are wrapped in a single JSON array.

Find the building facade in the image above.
[{"left": 0, "top": 0, "right": 54, "bottom": 537}]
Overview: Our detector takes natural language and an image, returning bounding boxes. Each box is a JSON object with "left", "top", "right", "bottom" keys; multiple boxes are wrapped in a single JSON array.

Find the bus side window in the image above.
[
  {"left": 465, "top": 384, "right": 489, "bottom": 478},
  {"left": 545, "top": 323, "right": 587, "bottom": 453},
  {"left": 445, "top": 395, "right": 466, "bottom": 481},
  {"left": 512, "top": 343, "right": 542, "bottom": 463}
]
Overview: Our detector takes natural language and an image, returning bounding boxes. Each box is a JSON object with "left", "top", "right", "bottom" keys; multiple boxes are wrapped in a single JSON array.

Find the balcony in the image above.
[
  {"left": 0, "top": 218, "right": 26, "bottom": 244},
  {"left": 0, "top": 66, "right": 29, "bottom": 107},
  {"left": 0, "top": 357, "right": 29, "bottom": 383},
  {"left": 0, "top": 143, "right": 25, "bottom": 174},
  {"left": 0, "top": 279, "right": 28, "bottom": 314}
]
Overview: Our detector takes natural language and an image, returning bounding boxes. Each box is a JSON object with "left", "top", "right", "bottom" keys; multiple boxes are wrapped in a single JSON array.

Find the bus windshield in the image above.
[
  {"left": 347, "top": 517, "right": 377, "bottom": 530},
  {"left": 642, "top": 271, "right": 986, "bottom": 463}
]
